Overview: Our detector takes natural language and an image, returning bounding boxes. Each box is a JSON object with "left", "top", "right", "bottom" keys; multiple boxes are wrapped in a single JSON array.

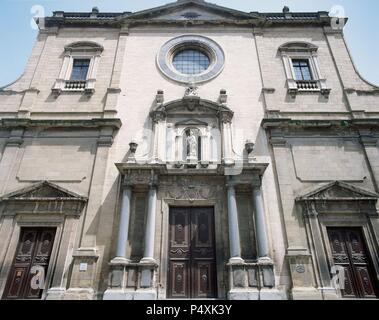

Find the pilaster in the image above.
[{"left": 103, "top": 26, "right": 129, "bottom": 117}]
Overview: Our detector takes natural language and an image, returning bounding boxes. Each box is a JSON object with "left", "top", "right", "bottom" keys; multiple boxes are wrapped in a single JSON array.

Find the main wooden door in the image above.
[
  {"left": 168, "top": 207, "right": 217, "bottom": 299},
  {"left": 3, "top": 228, "right": 56, "bottom": 300},
  {"left": 327, "top": 227, "right": 379, "bottom": 299}
]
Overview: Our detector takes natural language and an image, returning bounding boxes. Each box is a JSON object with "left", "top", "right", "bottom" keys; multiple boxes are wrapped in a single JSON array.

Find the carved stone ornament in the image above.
[
  {"left": 123, "top": 170, "right": 158, "bottom": 186},
  {"left": 184, "top": 82, "right": 199, "bottom": 97},
  {"left": 163, "top": 177, "right": 221, "bottom": 200},
  {"left": 150, "top": 109, "right": 167, "bottom": 123},
  {"left": 0, "top": 181, "right": 87, "bottom": 216},
  {"left": 181, "top": 12, "right": 201, "bottom": 19},
  {"left": 183, "top": 95, "right": 201, "bottom": 111},
  {"left": 295, "top": 264, "right": 305, "bottom": 274}
]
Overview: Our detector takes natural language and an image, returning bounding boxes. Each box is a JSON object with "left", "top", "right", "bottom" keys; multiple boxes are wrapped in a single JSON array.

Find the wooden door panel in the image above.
[
  {"left": 192, "top": 208, "right": 214, "bottom": 250},
  {"left": 168, "top": 208, "right": 191, "bottom": 298},
  {"left": 171, "top": 208, "right": 190, "bottom": 248},
  {"left": 327, "top": 227, "right": 378, "bottom": 299},
  {"left": 3, "top": 229, "right": 39, "bottom": 299},
  {"left": 345, "top": 229, "right": 368, "bottom": 264},
  {"left": 342, "top": 266, "right": 360, "bottom": 298},
  {"left": 168, "top": 207, "right": 217, "bottom": 299},
  {"left": 169, "top": 261, "right": 190, "bottom": 298},
  {"left": 5, "top": 267, "right": 29, "bottom": 299},
  {"left": 192, "top": 261, "right": 216, "bottom": 298},
  {"left": 24, "top": 229, "right": 56, "bottom": 299},
  {"left": 328, "top": 229, "right": 349, "bottom": 264},
  {"left": 355, "top": 267, "right": 377, "bottom": 298},
  {"left": 3, "top": 228, "right": 56, "bottom": 300}
]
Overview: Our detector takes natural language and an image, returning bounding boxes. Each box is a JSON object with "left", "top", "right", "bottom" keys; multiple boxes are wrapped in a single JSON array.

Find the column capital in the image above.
[
  {"left": 121, "top": 176, "right": 134, "bottom": 188},
  {"left": 150, "top": 110, "right": 166, "bottom": 123},
  {"left": 148, "top": 182, "right": 158, "bottom": 189},
  {"left": 304, "top": 201, "right": 319, "bottom": 217},
  {"left": 220, "top": 111, "right": 233, "bottom": 124},
  {"left": 225, "top": 182, "right": 238, "bottom": 190},
  {"left": 225, "top": 176, "right": 239, "bottom": 189},
  {"left": 251, "top": 182, "right": 262, "bottom": 190}
]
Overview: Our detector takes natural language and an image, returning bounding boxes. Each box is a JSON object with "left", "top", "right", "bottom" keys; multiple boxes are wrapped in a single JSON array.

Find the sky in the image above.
[{"left": 0, "top": 0, "right": 378, "bottom": 87}]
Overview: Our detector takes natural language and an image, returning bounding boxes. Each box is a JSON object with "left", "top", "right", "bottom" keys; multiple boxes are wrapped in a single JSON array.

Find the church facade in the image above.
[{"left": 0, "top": 0, "right": 378, "bottom": 300}]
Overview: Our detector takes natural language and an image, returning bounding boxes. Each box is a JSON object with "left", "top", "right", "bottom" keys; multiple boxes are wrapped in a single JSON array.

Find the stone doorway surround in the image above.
[
  {"left": 0, "top": 181, "right": 87, "bottom": 300},
  {"left": 104, "top": 162, "right": 283, "bottom": 300},
  {"left": 294, "top": 181, "right": 379, "bottom": 300}
]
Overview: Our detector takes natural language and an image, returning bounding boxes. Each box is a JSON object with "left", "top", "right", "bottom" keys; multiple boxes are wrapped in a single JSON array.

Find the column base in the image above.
[
  {"left": 258, "top": 256, "right": 273, "bottom": 264},
  {"left": 259, "top": 288, "right": 286, "bottom": 300},
  {"left": 103, "top": 289, "right": 157, "bottom": 300},
  {"left": 228, "top": 288, "right": 286, "bottom": 300},
  {"left": 228, "top": 257, "right": 245, "bottom": 264},
  {"left": 110, "top": 256, "right": 130, "bottom": 265},
  {"left": 320, "top": 287, "right": 339, "bottom": 300},
  {"left": 103, "top": 289, "right": 133, "bottom": 300},
  {"left": 62, "top": 288, "right": 96, "bottom": 300},
  {"left": 228, "top": 289, "right": 259, "bottom": 300},
  {"left": 45, "top": 287, "right": 66, "bottom": 300},
  {"left": 291, "top": 287, "right": 323, "bottom": 300},
  {"left": 140, "top": 257, "right": 157, "bottom": 265}
]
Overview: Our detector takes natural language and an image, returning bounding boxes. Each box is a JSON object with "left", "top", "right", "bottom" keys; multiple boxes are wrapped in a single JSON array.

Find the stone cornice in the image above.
[
  {"left": 345, "top": 88, "right": 379, "bottom": 96},
  {"left": 41, "top": 6, "right": 340, "bottom": 29},
  {"left": 262, "top": 118, "right": 379, "bottom": 130},
  {"left": 0, "top": 118, "right": 122, "bottom": 130},
  {"left": 115, "top": 162, "right": 269, "bottom": 177}
]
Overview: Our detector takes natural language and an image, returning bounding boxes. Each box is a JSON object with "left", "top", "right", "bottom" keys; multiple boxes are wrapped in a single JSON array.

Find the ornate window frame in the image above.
[
  {"left": 279, "top": 42, "right": 331, "bottom": 98},
  {"left": 52, "top": 41, "right": 104, "bottom": 97},
  {"left": 157, "top": 35, "right": 225, "bottom": 84}
]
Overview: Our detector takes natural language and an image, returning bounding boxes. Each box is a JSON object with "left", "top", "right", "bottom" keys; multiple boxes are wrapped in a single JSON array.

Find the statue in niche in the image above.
[{"left": 186, "top": 129, "right": 198, "bottom": 162}]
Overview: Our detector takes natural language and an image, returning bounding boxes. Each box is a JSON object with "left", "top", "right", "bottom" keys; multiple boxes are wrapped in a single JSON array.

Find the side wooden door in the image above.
[
  {"left": 3, "top": 228, "right": 56, "bottom": 300},
  {"left": 327, "top": 227, "right": 378, "bottom": 299}
]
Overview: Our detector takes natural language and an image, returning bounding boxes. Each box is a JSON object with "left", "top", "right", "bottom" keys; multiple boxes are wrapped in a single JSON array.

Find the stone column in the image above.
[
  {"left": 252, "top": 186, "right": 271, "bottom": 261},
  {"left": 0, "top": 129, "right": 24, "bottom": 194},
  {"left": 113, "top": 186, "right": 132, "bottom": 262},
  {"left": 141, "top": 185, "right": 157, "bottom": 264},
  {"left": 226, "top": 182, "right": 243, "bottom": 263},
  {"left": 103, "top": 185, "right": 133, "bottom": 299},
  {"left": 103, "top": 27, "right": 129, "bottom": 117}
]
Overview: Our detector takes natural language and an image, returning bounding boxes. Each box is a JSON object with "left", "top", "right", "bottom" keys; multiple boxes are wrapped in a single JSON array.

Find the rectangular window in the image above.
[
  {"left": 70, "top": 59, "right": 90, "bottom": 81},
  {"left": 292, "top": 59, "right": 313, "bottom": 81}
]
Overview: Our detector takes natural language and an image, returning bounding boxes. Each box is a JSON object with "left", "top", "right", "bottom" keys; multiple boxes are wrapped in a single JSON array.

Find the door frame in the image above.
[
  {"left": 158, "top": 199, "right": 227, "bottom": 300},
  {"left": 0, "top": 217, "right": 64, "bottom": 300}
]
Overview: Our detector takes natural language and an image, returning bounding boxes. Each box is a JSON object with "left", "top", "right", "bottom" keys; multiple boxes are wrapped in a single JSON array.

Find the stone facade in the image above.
[{"left": 0, "top": 0, "right": 378, "bottom": 300}]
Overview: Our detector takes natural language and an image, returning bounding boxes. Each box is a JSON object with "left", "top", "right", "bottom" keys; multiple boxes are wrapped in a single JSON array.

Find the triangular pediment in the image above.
[
  {"left": 126, "top": 0, "right": 254, "bottom": 22},
  {"left": 296, "top": 181, "right": 379, "bottom": 201},
  {"left": 0, "top": 181, "right": 87, "bottom": 201}
]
